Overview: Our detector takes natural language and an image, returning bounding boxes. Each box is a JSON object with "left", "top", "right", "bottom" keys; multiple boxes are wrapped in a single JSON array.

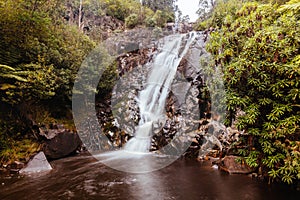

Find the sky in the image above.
[{"left": 176, "top": 0, "right": 200, "bottom": 22}]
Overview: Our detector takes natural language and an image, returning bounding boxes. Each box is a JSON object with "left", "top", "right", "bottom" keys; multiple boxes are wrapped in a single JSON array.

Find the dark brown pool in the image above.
[{"left": 0, "top": 154, "right": 299, "bottom": 200}]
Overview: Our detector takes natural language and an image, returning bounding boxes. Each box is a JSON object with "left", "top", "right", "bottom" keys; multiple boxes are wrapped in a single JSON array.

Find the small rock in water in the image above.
[
  {"left": 19, "top": 152, "right": 52, "bottom": 174},
  {"left": 212, "top": 164, "right": 219, "bottom": 169},
  {"left": 250, "top": 173, "right": 258, "bottom": 178},
  {"left": 219, "top": 155, "right": 256, "bottom": 174}
]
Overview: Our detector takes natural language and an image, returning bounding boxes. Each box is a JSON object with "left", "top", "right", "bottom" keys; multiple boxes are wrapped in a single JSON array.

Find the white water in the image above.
[{"left": 125, "top": 32, "right": 197, "bottom": 153}]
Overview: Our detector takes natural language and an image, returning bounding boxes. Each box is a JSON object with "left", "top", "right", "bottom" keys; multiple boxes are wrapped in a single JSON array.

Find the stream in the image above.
[{"left": 1, "top": 153, "right": 299, "bottom": 200}]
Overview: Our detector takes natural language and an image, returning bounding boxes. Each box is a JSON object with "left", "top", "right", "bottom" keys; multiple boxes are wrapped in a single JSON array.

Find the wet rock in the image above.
[
  {"left": 171, "top": 82, "right": 191, "bottom": 106},
  {"left": 219, "top": 155, "right": 256, "bottom": 174},
  {"left": 42, "top": 130, "right": 81, "bottom": 159},
  {"left": 117, "top": 42, "right": 140, "bottom": 54},
  {"left": 207, "top": 120, "right": 227, "bottom": 136},
  {"left": 197, "top": 120, "right": 227, "bottom": 158},
  {"left": 249, "top": 173, "right": 258, "bottom": 178},
  {"left": 19, "top": 152, "right": 52, "bottom": 174}
]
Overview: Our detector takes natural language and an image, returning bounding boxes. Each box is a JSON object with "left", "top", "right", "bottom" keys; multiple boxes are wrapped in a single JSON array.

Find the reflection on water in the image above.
[
  {"left": 93, "top": 150, "right": 180, "bottom": 173},
  {"left": 0, "top": 153, "right": 299, "bottom": 200}
]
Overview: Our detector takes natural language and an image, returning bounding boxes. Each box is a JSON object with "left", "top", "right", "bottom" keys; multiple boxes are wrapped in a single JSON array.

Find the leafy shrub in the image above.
[
  {"left": 103, "top": 0, "right": 141, "bottom": 20},
  {"left": 125, "top": 14, "right": 139, "bottom": 29},
  {"left": 145, "top": 16, "right": 157, "bottom": 27},
  {"left": 145, "top": 9, "right": 174, "bottom": 28},
  {"left": 0, "top": 139, "right": 40, "bottom": 164},
  {"left": 205, "top": 0, "right": 300, "bottom": 184},
  {"left": 153, "top": 10, "right": 167, "bottom": 28}
]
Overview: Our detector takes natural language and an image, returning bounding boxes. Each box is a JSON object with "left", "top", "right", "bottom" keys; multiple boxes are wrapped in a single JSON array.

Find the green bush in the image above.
[
  {"left": 205, "top": 0, "right": 300, "bottom": 184},
  {"left": 103, "top": 0, "right": 142, "bottom": 20},
  {"left": 125, "top": 14, "right": 139, "bottom": 29},
  {"left": 153, "top": 10, "right": 167, "bottom": 28},
  {"left": 145, "top": 17, "right": 157, "bottom": 27},
  {"left": 145, "top": 10, "right": 174, "bottom": 28}
]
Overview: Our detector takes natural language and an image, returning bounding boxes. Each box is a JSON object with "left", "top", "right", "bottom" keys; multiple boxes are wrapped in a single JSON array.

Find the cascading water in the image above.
[
  {"left": 93, "top": 31, "right": 200, "bottom": 173},
  {"left": 124, "top": 32, "right": 197, "bottom": 153}
]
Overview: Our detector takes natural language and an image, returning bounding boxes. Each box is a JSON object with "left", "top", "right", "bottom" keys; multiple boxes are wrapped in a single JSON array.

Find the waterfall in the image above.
[{"left": 124, "top": 32, "right": 197, "bottom": 153}]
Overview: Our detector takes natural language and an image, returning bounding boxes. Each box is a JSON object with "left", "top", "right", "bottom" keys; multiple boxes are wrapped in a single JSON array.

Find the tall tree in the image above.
[
  {"left": 79, "top": 0, "right": 83, "bottom": 30},
  {"left": 197, "top": 0, "right": 216, "bottom": 21}
]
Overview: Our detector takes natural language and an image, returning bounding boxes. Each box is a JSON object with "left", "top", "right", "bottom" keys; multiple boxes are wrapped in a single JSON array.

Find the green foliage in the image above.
[
  {"left": 0, "top": 138, "right": 40, "bottom": 164},
  {"left": 205, "top": 0, "right": 300, "bottom": 183},
  {"left": 145, "top": 16, "right": 157, "bottom": 27},
  {"left": 0, "top": 0, "right": 95, "bottom": 104},
  {"left": 144, "top": 9, "right": 174, "bottom": 28},
  {"left": 81, "top": 0, "right": 172, "bottom": 29},
  {"left": 76, "top": 0, "right": 175, "bottom": 29},
  {"left": 153, "top": 10, "right": 173, "bottom": 27},
  {"left": 0, "top": 64, "right": 59, "bottom": 104},
  {"left": 195, "top": 0, "right": 243, "bottom": 30},
  {"left": 0, "top": 64, "right": 27, "bottom": 93},
  {"left": 0, "top": 0, "right": 95, "bottom": 163},
  {"left": 96, "top": 61, "right": 118, "bottom": 96},
  {"left": 125, "top": 14, "right": 139, "bottom": 29},
  {"left": 102, "top": 0, "right": 141, "bottom": 20},
  {"left": 245, "top": 150, "right": 260, "bottom": 168},
  {"left": 0, "top": 107, "right": 41, "bottom": 164}
]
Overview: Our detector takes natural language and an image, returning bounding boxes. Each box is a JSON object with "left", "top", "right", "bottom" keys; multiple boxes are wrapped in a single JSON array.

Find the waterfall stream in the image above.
[
  {"left": 124, "top": 32, "right": 197, "bottom": 153},
  {"left": 92, "top": 32, "right": 199, "bottom": 173}
]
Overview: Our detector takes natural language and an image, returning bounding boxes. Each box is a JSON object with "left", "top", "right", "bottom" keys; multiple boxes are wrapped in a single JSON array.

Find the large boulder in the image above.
[
  {"left": 219, "top": 155, "right": 256, "bottom": 174},
  {"left": 39, "top": 126, "right": 81, "bottom": 159},
  {"left": 19, "top": 152, "right": 52, "bottom": 174}
]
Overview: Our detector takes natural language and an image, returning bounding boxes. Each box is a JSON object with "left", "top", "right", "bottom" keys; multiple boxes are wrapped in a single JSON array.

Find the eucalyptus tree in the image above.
[{"left": 197, "top": 0, "right": 216, "bottom": 21}]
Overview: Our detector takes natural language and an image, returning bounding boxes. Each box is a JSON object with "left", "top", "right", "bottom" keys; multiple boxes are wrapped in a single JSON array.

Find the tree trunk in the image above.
[{"left": 78, "top": 0, "right": 83, "bottom": 30}]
